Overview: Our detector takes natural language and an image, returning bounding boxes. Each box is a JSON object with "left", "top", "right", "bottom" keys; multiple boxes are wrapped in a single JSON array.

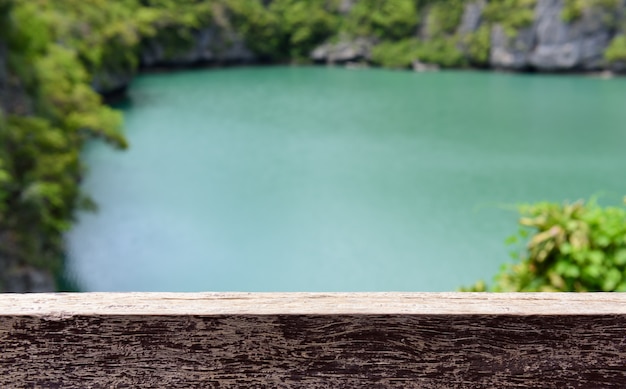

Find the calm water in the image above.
[{"left": 65, "top": 67, "right": 626, "bottom": 291}]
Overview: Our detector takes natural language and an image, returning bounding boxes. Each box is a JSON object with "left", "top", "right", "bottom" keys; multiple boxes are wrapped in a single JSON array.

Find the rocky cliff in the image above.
[
  {"left": 91, "top": 0, "right": 626, "bottom": 96},
  {"left": 489, "top": 0, "right": 626, "bottom": 71},
  {"left": 311, "top": 0, "right": 626, "bottom": 72}
]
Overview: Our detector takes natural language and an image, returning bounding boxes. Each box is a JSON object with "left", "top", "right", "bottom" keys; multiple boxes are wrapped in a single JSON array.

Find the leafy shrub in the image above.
[
  {"left": 226, "top": 0, "right": 338, "bottom": 60},
  {"left": 1, "top": 0, "right": 127, "bottom": 272},
  {"left": 605, "top": 35, "right": 626, "bottom": 63},
  {"left": 421, "top": 0, "right": 466, "bottom": 39},
  {"left": 342, "top": 0, "right": 418, "bottom": 41},
  {"left": 461, "top": 25, "right": 491, "bottom": 66},
  {"left": 371, "top": 39, "right": 420, "bottom": 68},
  {"left": 562, "top": 0, "right": 621, "bottom": 23},
  {"left": 463, "top": 198, "right": 626, "bottom": 292},
  {"left": 483, "top": 0, "right": 537, "bottom": 36},
  {"left": 371, "top": 38, "right": 466, "bottom": 68}
]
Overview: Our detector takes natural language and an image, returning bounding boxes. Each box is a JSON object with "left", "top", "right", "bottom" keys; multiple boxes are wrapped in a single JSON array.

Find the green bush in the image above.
[
  {"left": 421, "top": 0, "right": 466, "bottom": 39},
  {"left": 1, "top": 0, "right": 128, "bottom": 272},
  {"left": 605, "top": 35, "right": 626, "bottom": 63},
  {"left": 226, "top": 0, "right": 338, "bottom": 60},
  {"left": 483, "top": 0, "right": 536, "bottom": 36},
  {"left": 463, "top": 198, "right": 626, "bottom": 292},
  {"left": 562, "top": 0, "right": 621, "bottom": 23},
  {"left": 371, "top": 37, "right": 466, "bottom": 69},
  {"left": 371, "top": 39, "right": 420, "bottom": 68},
  {"left": 461, "top": 24, "right": 491, "bottom": 66},
  {"left": 342, "top": 0, "right": 418, "bottom": 41}
]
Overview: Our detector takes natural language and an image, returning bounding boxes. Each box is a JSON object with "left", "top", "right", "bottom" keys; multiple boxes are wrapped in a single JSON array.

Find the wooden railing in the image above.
[{"left": 1, "top": 293, "right": 625, "bottom": 387}]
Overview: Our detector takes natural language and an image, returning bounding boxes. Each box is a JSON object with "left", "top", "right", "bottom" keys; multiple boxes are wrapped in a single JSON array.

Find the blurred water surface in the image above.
[{"left": 65, "top": 67, "right": 626, "bottom": 291}]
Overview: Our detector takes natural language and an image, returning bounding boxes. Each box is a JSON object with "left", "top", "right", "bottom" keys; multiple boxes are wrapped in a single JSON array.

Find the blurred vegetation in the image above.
[
  {"left": 462, "top": 199, "right": 626, "bottom": 292},
  {"left": 226, "top": 0, "right": 339, "bottom": 60},
  {"left": 483, "top": 0, "right": 536, "bottom": 36},
  {"left": 1, "top": 0, "right": 625, "bottom": 289},
  {"left": 606, "top": 35, "right": 626, "bottom": 63},
  {"left": 371, "top": 38, "right": 466, "bottom": 68},
  {"left": 1, "top": 0, "right": 127, "bottom": 273},
  {"left": 367, "top": 0, "right": 465, "bottom": 69},
  {"left": 461, "top": 25, "right": 491, "bottom": 66},
  {"left": 562, "top": 0, "right": 621, "bottom": 23},
  {"left": 341, "top": 0, "right": 418, "bottom": 41}
]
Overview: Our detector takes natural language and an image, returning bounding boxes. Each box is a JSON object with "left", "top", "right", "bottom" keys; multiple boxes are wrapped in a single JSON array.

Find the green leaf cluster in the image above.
[
  {"left": 605, "top": 35, "right": 626, "bottom": 63},
  {"left": 483, "top": 0, "right": 537, "bottom": 37},
  {"left": 0, "top": 4, "right": 121, "bottom": 269},
  {"left": 371, "top": 38, "right": 466, "bottom": 68},
  {"left": 226, "top": 0, "right": 339, "bottom": 60},
  {"left": 461, "top": 25, "right": 491, "bottom": 66},
  {"left": 341, "top": 0, "right": 419, "bottom": 41},
  {"left": 367, "top": 0, "right": 467, "bottom": 69},
  {"left": 562, "top": 0, "right": 621, "bottom": 23},
  {"left": 421, "top": 0, "right": 466, "bottom": 38},
  {"left": 463, "top": 198, "right": 626, "bottom": 292}
]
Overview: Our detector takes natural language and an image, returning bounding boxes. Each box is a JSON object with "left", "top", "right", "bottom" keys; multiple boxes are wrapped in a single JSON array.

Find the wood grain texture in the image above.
[{"left": 1, "top": 293, "right": 625, "bottom": 388}]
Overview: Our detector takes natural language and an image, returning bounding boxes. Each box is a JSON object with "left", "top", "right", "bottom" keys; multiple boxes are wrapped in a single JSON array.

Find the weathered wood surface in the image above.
[{"left": 1, "top": 293, "right": 625, "bottom": 388}]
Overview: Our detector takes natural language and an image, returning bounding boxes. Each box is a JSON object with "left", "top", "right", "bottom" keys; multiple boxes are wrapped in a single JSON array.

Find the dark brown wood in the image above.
[{"left": 1, "top": 293, "right": 625, "bottom": 388}]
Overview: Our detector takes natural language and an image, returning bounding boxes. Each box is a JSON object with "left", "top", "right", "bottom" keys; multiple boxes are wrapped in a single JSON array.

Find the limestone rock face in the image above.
[
  {"left": 0, "top": 230, "right": 56, "bottom": 293},
  {"left": 94, "top": 26, "right": 256, "bottom": 95},
  {"left": 457, "top": 0, "right": 487, "bottom": 35},
  {"left": 490, "top": 25, "right": 536, "bottom": 70},
  {"left": 490, "top": 0, "right": 623, "bottom": 71},
  {"left": 141, "top": 27, "right": 256, "bottom": 68},
  {"left": 91, "top": 69, "right": 135, "bottom": 95},
  {"left": 2, "top": 265, "right": 56, "bottom": 293},
  {"left": 412, "top": 60, "right": 440, "bottom": 72},
  {"left": 311, "top": 37, "right": 376, "bottom": 64},
  {"left": 530, "top": 0, "right": 613, "bottom": 70},
  {"left": 338, "top": 0, "right": 358, "bottom": 14}
]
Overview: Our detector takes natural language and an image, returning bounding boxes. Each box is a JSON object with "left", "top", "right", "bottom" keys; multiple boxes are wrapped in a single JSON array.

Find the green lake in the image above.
[{"left": 65, "top": 66, "right": 626, "bottom": 291}]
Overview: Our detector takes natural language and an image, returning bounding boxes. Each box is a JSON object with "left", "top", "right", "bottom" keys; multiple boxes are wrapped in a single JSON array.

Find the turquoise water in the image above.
[{"left": 65, "top": 67, "right": 626, "bottom": 291}]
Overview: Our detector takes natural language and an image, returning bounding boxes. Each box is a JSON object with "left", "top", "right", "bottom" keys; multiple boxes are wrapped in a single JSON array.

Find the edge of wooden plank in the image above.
[{"left": 1, "top": 292, "right": 626, "bottom": 316}]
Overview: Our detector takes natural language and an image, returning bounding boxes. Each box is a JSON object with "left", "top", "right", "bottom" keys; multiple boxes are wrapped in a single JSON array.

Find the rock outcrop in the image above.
[
  {"left": 457, "top": 0, "right": 487, "bottom": 35},
  {"left": 311, "top": 36, "right": 377, "bottom": 64},
  {"left": 490, "top": 0, "right": 624, "bottom": 71},
  {"left": 93, "top": 23, "right": 256, "bottom": 95},
  {"left": 140, "top": 27, "right": 256, "bottom": 68},
  {"left": 490, "top": 25, "right": 536, "bottom": 70},
  {"left": 311, "top": 0, "right": 625, "bottom": 72}
]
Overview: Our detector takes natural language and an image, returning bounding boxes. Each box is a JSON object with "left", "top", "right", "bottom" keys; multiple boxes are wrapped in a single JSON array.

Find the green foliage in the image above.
[
  {"left": 342, "top": 0, "right": 418, "bottom": 41},
  {"left": 483, "top": 0, "right": 537, "bottom": 36},
  {"left": 371, "top": 38, "right": 466, "bottom": 68},
  {"left": 226, "top": 0, "right": 338, "bottom": 60},
  {"left": 461, "top": 25, "right": 491, "bottom": 66},
  {"left": 0, "top": 114, "right": 10, "bottom": 220},
  {"left": 366, "top": 0, "right": 472, "bottom": 69},
  {"left": 562, "top": 0, "right": 587, "bottom": 22},
  {"left": 422, "top": 0, "right": 466, "bottom": 39},
  {"left": 371, "top": 39, "right": 419, "bottom": 68},
  {"left": 463, "top": 198, "right": 626, "bottom": 292},
  {"left": 1, "top": 0, "right": 129, "bottom": 271},
  {"left": 134, "top": 0, "right": 214, "bottom": 63},
  {"left": 562, "top": 0, "right": 621, "bottom": 23},
  {"left": 605, "top": 35, "right": 626, "bottom": 63}
]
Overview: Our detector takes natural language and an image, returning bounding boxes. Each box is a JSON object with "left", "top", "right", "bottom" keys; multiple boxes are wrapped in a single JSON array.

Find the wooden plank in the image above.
[
  {"left": 0, "top": 293, "right": 625, "bottom": 388},
  {"left": 2, "top": 292, "right": 626, "bottom": 315}
]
